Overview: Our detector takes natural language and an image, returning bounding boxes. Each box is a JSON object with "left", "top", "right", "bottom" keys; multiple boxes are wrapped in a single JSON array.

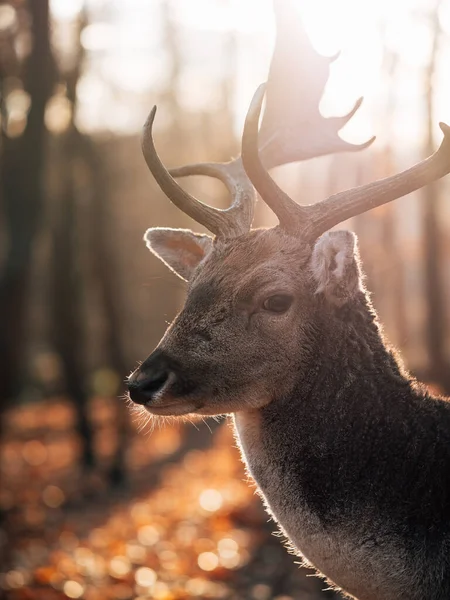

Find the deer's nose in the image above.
[{"left": 127, "top": 351, "right": 173, "bottom": 405}]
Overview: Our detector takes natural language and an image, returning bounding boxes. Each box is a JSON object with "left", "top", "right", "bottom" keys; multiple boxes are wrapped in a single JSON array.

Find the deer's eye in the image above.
[{"left": 262, "top": 294, "right": 293, "bottom": 313}]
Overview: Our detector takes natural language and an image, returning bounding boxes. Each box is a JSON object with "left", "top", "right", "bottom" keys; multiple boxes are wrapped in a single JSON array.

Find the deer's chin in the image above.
[
  {"left": 191, "top": 395, "right": 273, "bottom": 417},
  {"left": 144, "top": 388, "right": 273, "bottom": 418},
  {"left": 144, "top": 402, "right": 200, "bottom": 417},
  {"left": 143, "top": 390, "right": 204, "bottom": 416},
  {"left": 145, "top": 398, "right": 232, "bottom": 418}
]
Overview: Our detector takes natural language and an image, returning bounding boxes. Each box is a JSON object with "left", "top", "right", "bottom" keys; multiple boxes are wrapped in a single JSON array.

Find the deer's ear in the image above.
[
  {"left": 144, "top": 228, "right": 213, "bottom": 281},
  {"left": 310, "top": 230, "right": 363, "bottom": 306}
]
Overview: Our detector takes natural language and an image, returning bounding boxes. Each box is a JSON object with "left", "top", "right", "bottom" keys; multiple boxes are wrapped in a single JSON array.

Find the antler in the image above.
[
  {"left": 142, "top": 0, "right": 374, "bottom": 239},
  {"left": 242, "top": 84, "right": 450, "bottom": 241},
  {"left": 257, "top": 0, "right": 375, "bottom": 167},
  {"left": 142, "top": 108, "right": 253, "bottom": 238}
]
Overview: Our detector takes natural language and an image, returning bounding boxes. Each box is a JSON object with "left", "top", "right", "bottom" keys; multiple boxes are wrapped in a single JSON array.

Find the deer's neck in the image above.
[
  {"left": 292, "top": 291, "right": 411, "bottom": 406},
  {"left": 233, "top": 294, "right": 450, "bottom": 600},
  {"left": 256, "top": 292, "right": 418, "bottom": 497},
  {"left": 235, "top": 291, "right": 416, "bottom": 513}
]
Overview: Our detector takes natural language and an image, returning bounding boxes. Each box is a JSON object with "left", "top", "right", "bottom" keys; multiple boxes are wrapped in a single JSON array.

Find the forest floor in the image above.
[{"left": 0, "top": 397, "right": 338, "bottom": 600}]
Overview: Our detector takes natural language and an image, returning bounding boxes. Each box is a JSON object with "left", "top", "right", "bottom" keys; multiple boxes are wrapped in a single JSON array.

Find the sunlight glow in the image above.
[
  {"left": 80, "top": 22, "right": 115, "bottom": 52},
  {"left": 174, "top": 0, "right": 449, "bottom": 145},
  {"left": 175, "top": 0, "right": 274, "bottom": 34},
  {"left": 440, "top": 1, "right": 450, "bottom": 34},
  {"left": 51, "top": 0, "right": 84, "bottom": 21},
  {"left": 0, "top": 4, "right": 16, "bottom": 31},
  {"left": 49, "top": 0, "right": 450, "bottom": 144}
]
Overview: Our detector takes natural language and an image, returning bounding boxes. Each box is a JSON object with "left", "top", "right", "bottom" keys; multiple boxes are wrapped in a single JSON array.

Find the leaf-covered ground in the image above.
[{"left": 1, "top": 398, "right": 338, "bottom": 600}]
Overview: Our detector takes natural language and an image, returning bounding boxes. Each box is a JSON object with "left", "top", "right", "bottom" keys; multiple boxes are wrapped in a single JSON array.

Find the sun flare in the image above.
[{"left": 50, "top": 0, "right": 449, "bottom": 144}]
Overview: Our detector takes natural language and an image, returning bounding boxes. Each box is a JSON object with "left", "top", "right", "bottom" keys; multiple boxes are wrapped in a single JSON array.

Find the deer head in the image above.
[{"left": 127, "top": 1, "right": 450, "bottom": 417}]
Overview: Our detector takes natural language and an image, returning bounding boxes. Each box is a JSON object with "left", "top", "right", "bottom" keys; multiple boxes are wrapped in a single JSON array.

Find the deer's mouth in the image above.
[
  {"left": 127, "top": 349, "right": 210, "bottom": 416},
  {"left": 144, "top": 399, "right": 202, "bottom": 417},
  {"left": 129, "top": 373, "right": 203, "bottom": 416}
]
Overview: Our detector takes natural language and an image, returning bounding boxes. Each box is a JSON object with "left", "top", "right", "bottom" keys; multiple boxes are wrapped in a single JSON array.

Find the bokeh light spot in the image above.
[
  {"left": 0, "top": 5, "right": 16, "bottom": 31},
  {"left": 137, "top": 525, "right": 160, "bottom": 546},
  {"left": 45, "top": 95, "right": 72, "bottom": 134},
  {"left": 199, "top": 489, "right": 223, "bottom": 512},
  {"left": 42, "top": 485, "right": 65, "bottom": 508},
  {"left": 4, "top": 570, "right": 25, "bottom": 589},
  {"left": 252, "top": 583, "right": 272, "bottom": 600},
  {"left": 217, "top": 537, "right": 238, "bottom": 558},
  {"left": 22, "top": 440, "right": 47, "bottom": 466},
  {"left": 109, "top": 556, "right": 131, "bottom": 579},
  {"left": 197, "top": 551, "right": 219, "bottom": 571},
  {"left": 134, "top": 567, "right": 157, "bottom": 588},
  {"left": 63, "top": 580, "right": 84, "bottom": 598}
]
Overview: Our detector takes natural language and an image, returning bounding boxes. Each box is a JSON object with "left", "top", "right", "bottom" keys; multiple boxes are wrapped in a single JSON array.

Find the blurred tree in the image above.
[
  {"left": 422, "top": 2, "right": 450, "bottom": 390},
  {"left": 0, "top": 0, "right": 57, "bottom": 430},
  {"left": 49, "top": 8, "right": 130, "bottom": 483},
  {"left": 49, "top": 9, "right": 94, "bottom": 469},
  {"left": 0, "top": 1, "right": 131, "bottom": 482},
  {"left": 377, "top": 37, "right": 407, "bottom": 352},
  {"left": 161, "top": 0, "right": 183, "bottom": 138},
  {"left": 86, "top": 144, "right": 130, "bottom": 485}
]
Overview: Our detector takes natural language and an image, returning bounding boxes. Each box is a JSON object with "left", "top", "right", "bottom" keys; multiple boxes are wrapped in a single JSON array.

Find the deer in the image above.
[{"left": 126, "top": 2, "right": 450, "bottom": 599}]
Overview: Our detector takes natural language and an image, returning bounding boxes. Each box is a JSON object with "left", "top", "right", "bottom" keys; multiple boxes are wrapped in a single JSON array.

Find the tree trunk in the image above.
[
  {"left": 0, "top": 0, "right": 56, "bottom": 430},
  {"left": 422, "top": 6, "right": 449, "bottom": 390},
  {"left": 49, "top": 129, "right": 95, "bottom": 468}
]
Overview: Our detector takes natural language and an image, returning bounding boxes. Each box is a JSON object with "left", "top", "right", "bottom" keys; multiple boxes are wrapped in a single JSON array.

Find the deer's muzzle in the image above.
[{"left": 127, "top": 349, "right": 173, "bottom": 406}]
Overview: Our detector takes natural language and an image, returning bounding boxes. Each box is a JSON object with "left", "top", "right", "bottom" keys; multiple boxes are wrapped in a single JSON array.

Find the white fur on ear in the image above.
[
  {"left": 310, "top": 230, "right": 363, "bottom": 306},
  {"left": 144, "top": 227, "right": 213, "bottom": 281}
]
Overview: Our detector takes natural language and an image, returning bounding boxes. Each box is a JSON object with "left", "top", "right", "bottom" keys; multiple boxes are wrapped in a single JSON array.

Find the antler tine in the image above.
[
  {"left": 326, "top": 97, "right": 376, "bottom": 151},
  {"left": 142, "top": 107, "right": 254, "bottom": 238},
  {"left": 241, "top": 83, "right": 309, "bottom": 234},
  {"left": 306, "top": 122, "right": 450, "bottom": 241}
]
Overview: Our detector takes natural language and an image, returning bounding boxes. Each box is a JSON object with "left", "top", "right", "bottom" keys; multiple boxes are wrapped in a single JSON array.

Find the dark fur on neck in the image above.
[{"left": 258, "top": 290, "right": 450, "bottom": 597}]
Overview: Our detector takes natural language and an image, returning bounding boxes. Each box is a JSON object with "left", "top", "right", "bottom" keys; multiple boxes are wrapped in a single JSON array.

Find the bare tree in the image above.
[
  {"left": 422, "top": 2, "right": 449, "bottom": 389},
  {"left": 0, "top": 0, "right": 57, "bottom": 429},
  {"left": 49, "top": 9, "right": 131, "bottom": 482}
]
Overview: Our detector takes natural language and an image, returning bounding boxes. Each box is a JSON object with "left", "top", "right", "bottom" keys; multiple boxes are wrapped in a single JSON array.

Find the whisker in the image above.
[{"left": 202, "top": 418, "right": 212, "bottom": 434}]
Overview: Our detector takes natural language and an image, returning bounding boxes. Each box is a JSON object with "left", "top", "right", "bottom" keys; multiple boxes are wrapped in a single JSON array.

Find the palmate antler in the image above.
[
  {"left": 142, "top": 0, "right": 374, "bottom": 239},
  {"left": 143, "top": 0, "right": 450, "bottom": 241}
]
